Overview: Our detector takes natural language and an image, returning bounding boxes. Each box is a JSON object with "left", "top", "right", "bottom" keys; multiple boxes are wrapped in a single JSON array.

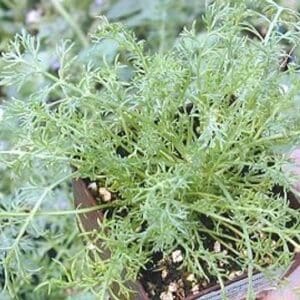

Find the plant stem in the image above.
[
  {"left": 3, "top": 174, "right": 73, "bottom": 259},
  {"left": 0, "top": 202, "right": 123, "bottom": 218},
  {"left": 264, "top": 4, "right": 284, "bottom": 45},
  {"left": 50, "top": 0, "right": 89, "bottom": 48},
  {"left": 0, "top": 150, "right": 68, "bottom": 161},
  {"left": 242, "top": 223, "right": 254, "bottom": 299}
]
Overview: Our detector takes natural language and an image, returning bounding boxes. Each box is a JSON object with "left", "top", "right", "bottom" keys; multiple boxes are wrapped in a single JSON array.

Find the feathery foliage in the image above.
[{"left": 1, "top": 1, "right": 300, "bottom": 299}]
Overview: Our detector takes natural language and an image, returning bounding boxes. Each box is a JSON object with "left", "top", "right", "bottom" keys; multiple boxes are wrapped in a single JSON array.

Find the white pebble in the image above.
[
  {"left": 172, "top": 250, "right": 183, "bottom": 263},
  {"left": 86, "top": 242, "right": 97, "bottom": 250},
  {"left": 161, "top": 269, "right": 168, "bottom": 279},
  {"left": 213, "top": 241, "right": 221, "bottom": 253},
  {"left": 160, "top": 291, "right": 173, "bottom": 300},
  {"left": 228, "top": 272, "right": 236, "bottom": 280},
  {"left": 88, "top": 182, "right": 97, "bottom": 191},
  {"left": 99, "top": 187, "right": 112, "bottom": 202},
  {"left": 186, "top": 273, "right": 196, "bottom": 282},
  {"left": 168, "top": 282, "right": 178, "bottom": 293},
  {"left": 191, "top": 284, "right": 200, "bottom": 294}
]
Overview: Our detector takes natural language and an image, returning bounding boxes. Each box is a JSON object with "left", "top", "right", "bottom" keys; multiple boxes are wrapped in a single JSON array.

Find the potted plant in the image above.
[{"left": 1, "top": 1, "right": 300, "bottom": 299}]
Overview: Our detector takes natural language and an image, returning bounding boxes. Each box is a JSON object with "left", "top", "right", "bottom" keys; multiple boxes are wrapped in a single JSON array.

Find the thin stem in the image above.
[
  {"left": 0, "top": 202, "right": 124, "bottom": 218},
  {"left": 4, "top": 174, "right": 73, "bottom": 256},
  {"left": 199, "top": 227, "right": 241, "bottom": 256},
  {"left": 42, "top": 67, "right": 86, "bottom": 96},
  {"left": 261, "top": 223, "right": 300, "bottom": 250},
  {"left": 0, "top": 150, "right": 68, "bottom": 161},
  {"left": 242, "top": 223, "right": 254, "bottom": 299},
  {"left": 264, "top": 4, "right": 284, "bottom": 45},
  {"left": 50, "top": 0, "right": 89, "bottom": 48},
  {"left": 252, "top": 130, "right": 300, "bottom": 145},
  {"left": 217, "top": 273, "right": 227, "bottom": 300}
]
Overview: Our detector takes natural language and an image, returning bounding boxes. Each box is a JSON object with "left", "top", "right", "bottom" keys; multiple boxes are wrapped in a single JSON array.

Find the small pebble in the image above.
[
  {"left": 99, "top": 187, "right": 112, "bottom": 202},
  {"left": 191, "top": 284, "right": 200, "bottom": 294},
  {"left": 235, "top": 270, "right": 243, "bottom": 277},
  {"left": 186, "top": 273, "right": 196, "bottom": 282},
  {"left": 214, "top": 241, "right": 221, "bottom": 253},
  {"left": 264, "top": 257, "right": 271, "bottom": 264},
  {"left": 259, "top": 232, "right": 266, "bottom": 239},
  {"left": 26, "top": 9, "right": 42, "bottom": 24},
  {"left": 228, "top": 272, "right": 236, "bottom": 280},
  {"left": 168, "top": 282, "right": 178, "bottom": 293},
  {"left": 88, "top": 182, "right": 97, "bottom": 191},
  {"left": 161, "top": 269, "right": 168, "bottom": 279},
  {"left": 172, "top": 250, "right": 183, "bottom": 263},
  {"left": 86, "top": 242, "right": 97, "bottom": 251},
  {"left": 177, "top": 279, "right": 184, "bottom": 287},
  {"left": 160, "top": 291, "right": 173, "bottom": 300}
]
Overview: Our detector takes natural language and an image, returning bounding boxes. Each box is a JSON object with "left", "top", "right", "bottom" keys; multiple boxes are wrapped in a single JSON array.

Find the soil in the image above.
[
  {"left": 78, "top": 178, "right": 300, "bottom": 300},
  {"left": 73, "top": 173, "right": 299, "bottom": 300},
  {"left": 138, "top": 250, "right": 212, "bottom": 300},
  {"left": 83, "top": 180, "right": 249, "bottom": 299}
]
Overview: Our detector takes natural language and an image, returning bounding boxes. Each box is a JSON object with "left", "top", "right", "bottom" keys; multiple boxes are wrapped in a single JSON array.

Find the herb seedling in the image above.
[{"left": 1, "top": 1, "right": 300, "bottom": 299}]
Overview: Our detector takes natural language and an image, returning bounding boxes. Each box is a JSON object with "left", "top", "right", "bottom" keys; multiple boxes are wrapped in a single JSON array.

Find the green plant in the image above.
[
  {"left": 0, "top": 0, "right": 209, "bottom": 115},
  {"left": 1, "top": 1, "right": 300, "bottom": 299}
]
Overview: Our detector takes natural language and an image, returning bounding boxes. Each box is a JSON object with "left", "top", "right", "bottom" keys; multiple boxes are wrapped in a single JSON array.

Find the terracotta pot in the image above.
[
  {"left": 72, "top": 178, "right": 148, "bottom": 300},
  {"left": 72, "top": 178, "right": 300, "bottom": 300}
]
